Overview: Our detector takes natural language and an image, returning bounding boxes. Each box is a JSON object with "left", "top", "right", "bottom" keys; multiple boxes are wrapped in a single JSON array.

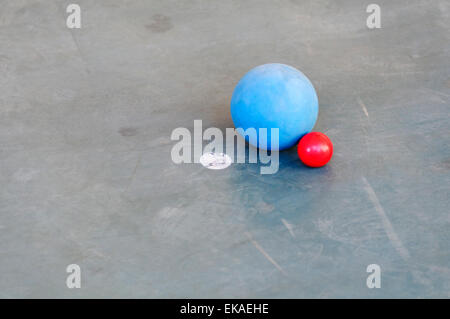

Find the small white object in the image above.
[{"left": 199, "top": 152, "right": 232, "bottom": 170}]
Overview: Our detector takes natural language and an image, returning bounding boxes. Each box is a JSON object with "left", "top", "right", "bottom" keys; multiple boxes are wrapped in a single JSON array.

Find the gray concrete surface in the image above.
[{"left": 0, "top": 0, "right": 449, "bottom": 298}]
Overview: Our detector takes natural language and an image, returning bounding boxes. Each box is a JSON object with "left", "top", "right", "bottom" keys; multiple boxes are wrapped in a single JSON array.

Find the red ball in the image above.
[{"left": 297, "top": 132, "right": 333, "bottom": 167}]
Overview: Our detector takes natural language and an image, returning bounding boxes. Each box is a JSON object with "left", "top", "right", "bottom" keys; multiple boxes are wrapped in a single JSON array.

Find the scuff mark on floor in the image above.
[
  {"left": 357, "top": 97, "right": 369, "bottom": 118},
  {"left": 361, "top": 176, "right": 410, "bottom": 260},
  {"left": 281, "top": 218, "right": 296, "bottom": 238},
  {"left": 245, "top": 232, "right": 287, "bottom": 275}
]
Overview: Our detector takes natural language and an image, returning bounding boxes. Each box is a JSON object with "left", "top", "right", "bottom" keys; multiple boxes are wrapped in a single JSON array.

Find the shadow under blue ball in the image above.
[{"left": 230, "top": 63, "right": 318, "bottom": 150}]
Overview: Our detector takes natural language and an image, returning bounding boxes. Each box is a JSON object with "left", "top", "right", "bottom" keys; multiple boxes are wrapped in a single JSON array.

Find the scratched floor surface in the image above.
[{"left": 0, "top": 0, "right": 449, "bottom": 298}]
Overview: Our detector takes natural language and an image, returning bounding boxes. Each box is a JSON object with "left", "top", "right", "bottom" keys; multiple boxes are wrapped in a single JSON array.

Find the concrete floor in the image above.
[{"left": 0, "top": 0, "right": 449, "bottom": 298}]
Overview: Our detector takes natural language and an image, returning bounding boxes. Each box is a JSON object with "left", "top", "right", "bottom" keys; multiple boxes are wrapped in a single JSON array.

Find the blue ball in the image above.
[{"left": 230, "top": 63, "right": 318, "bottom": 150}]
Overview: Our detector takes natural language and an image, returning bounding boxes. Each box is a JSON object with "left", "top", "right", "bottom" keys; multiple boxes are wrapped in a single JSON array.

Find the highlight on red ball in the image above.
[{"left": 297, "top": 132, "right": 333, "bottom": 167}]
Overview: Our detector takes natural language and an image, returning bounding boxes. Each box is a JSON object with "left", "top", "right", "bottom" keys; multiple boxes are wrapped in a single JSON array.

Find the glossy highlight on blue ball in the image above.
[{"left": 230, "top": 63, "right": 318, "bottom": 150}]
